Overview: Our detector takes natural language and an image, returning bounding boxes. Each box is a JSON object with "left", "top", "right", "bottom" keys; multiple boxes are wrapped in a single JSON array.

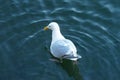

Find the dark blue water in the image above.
[{"left": 0, "top": 0, "right": 120, "bottom": 80}]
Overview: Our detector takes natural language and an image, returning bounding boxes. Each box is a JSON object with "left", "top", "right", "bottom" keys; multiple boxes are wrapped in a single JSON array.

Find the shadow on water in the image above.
[{"left": 60, "top": 59, "right": 83, "bottom": 80}]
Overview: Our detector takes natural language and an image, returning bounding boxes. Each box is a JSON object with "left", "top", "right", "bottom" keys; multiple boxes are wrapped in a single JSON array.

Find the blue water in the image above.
[{"left": 0, "top": 0, "right": 120, "bottom": 80}]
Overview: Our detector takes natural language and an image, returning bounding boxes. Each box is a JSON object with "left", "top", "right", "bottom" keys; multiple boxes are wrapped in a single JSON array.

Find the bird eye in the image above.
[{"left": 49, "top": 25, "right": 51, "bottom": 28}]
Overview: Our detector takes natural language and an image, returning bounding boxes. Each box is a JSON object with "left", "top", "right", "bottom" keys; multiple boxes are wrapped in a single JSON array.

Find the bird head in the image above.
[{"left": 44, "top": 22, "right": 59, "bottom": 31}]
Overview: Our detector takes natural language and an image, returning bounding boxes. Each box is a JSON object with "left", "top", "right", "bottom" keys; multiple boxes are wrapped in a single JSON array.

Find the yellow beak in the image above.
[{"left": 44, "top": 26, "right": 49, "bottom": 30}]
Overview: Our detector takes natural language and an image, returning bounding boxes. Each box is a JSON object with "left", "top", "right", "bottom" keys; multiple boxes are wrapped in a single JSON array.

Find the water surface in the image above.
[{"left": 0, "top": 0, "right": 120, "bottom": 80}]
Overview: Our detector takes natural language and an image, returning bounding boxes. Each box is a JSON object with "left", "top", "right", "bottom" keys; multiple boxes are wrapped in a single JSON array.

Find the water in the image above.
[{"left": 0, "top": 0, "right": 120, "bottom": 80}]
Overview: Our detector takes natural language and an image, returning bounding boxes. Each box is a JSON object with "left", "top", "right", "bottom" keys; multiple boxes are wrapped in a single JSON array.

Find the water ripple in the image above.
[
  {"left": 20, "top": 29, "right": 44, "bottom": 47},
  {"left": 0, "top": 0, "right": 120, "bottom": 80}
]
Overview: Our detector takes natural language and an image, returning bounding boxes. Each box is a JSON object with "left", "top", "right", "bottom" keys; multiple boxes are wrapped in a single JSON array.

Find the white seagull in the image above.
[{"left": 44, "top": 22, "right": 81, "bottom": 61}]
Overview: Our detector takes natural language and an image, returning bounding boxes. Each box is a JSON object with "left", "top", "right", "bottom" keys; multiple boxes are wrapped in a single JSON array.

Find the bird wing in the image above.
[{"left": 50, "top": 39, "right": 79, "bottom": 60}]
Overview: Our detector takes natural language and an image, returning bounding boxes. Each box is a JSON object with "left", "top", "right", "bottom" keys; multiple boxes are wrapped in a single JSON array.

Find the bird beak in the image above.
[{"left": 44, "top": 26, "right": 49, "bottom": 31}]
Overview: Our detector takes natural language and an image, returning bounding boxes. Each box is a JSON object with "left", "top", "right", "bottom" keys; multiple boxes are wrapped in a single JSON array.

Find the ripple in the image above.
[
  {"left": 0, "top": 0, "right": 120, "bottom": 80},
  {"left": 87, "top": 20, "right": 108, "bottom": 31},
  {"left": 71, "top": 16, "right": 84, "bottom": 23},
  {"left": 69, "top": 29, "right": 93, "bottom": 39},
  {"left": 51, "top": 7, "right": 83, "bottom": 15},
  {"left": 65, "top": 35, "right": 89, "bottom": 52},
  {"left": 98, "top": 0, "right": 115, "bottom": 13},
  {"left": 20, "top": 29, "right": 44, "bottom": 46},
  {"left": 51, "top": 8, "right": 64, "bottom": 14},
  {"left": 65, "top": 28, "right": 99, "bottom": 53},
  {"left": 30, "top": 18, "right": 53, "bottom": 24}
]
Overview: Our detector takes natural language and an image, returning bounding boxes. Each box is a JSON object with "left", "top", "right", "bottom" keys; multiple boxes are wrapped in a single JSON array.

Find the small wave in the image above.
[
  {"left": 98, "top": 0, "right": 115, "bottom": 13},
  {"left": 66, "top": 35, "right": 89, "bottom": 52},
  {"left": 20, "top": 29, "right": 44, "bottom": 46}
]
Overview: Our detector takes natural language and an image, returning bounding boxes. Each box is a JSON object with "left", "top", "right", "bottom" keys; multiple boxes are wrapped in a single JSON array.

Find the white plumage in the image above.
[{"left": 44, "top": 22, "right": 81, "bottom": 61}]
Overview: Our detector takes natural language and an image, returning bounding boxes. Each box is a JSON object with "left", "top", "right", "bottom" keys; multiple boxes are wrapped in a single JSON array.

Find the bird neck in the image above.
[{"left": 52, "top": 29, "right": 65, "bottom": 43}]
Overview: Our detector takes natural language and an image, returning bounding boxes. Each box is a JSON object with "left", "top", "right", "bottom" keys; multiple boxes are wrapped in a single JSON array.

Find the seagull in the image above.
[
  {"left": 44, "top": 22, "right": 83, "bottom": 79},
  {"left": 44, "top": 22, "right": 82, "bottom": 61}
]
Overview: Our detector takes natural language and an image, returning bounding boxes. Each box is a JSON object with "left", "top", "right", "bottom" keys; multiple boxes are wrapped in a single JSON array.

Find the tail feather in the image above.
[{"left": 60, "top": 59, "right": 83, "bottom": 80}]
